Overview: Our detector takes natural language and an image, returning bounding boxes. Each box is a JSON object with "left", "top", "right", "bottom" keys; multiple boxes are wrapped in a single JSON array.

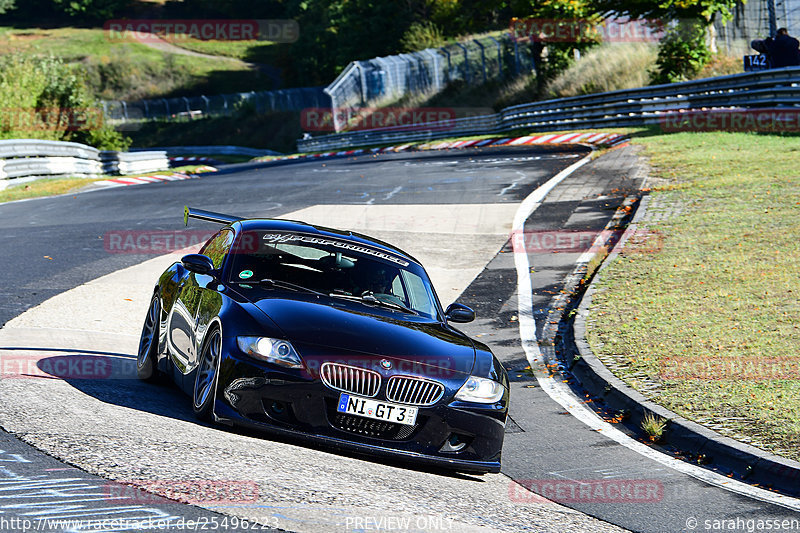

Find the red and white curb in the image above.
[
  {"left": 93, "top": 172, "right": 196, "bottom": 189},
  {"left": 256, "top": 132, "right": 629, "bottom": 164},
  {"left": 92, "top": 133, "right": 627, "bottom": 191}
]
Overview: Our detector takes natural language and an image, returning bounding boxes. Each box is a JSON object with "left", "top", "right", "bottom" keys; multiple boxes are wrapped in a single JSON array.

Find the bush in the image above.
[
  {"left": 83, "top": 48, "right": 193, "bottom": 101},
  {"left": 652, "top": 21, "right": 711, "bottom": 84},
  {"left": 0, "top": 54, "right": 130, "bottom": 150},
  {"left": 401, "top": 22, "right": 446, "bottom": 52}
]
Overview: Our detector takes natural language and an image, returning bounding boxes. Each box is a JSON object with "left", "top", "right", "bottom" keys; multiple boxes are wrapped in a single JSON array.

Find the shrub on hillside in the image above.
[{"left": 0, "top": 55, "right": 129, "bottom": 150}]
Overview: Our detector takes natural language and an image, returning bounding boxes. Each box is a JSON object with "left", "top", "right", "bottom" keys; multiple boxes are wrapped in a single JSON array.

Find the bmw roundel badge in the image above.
[{"left": 380, "top": 359, "right": 392, "bottom": 370}]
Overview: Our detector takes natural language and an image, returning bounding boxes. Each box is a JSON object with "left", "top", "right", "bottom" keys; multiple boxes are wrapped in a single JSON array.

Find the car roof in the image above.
[{"left": 233, "top": 218, "right": 423, "bottom": 267}]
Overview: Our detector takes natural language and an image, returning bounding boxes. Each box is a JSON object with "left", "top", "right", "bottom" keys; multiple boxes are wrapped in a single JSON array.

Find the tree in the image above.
[
  {"left": 509, "top": 0, "right": 604, "bottom": 91},
  {"left": 0, "top": 0, "right": 14, "bottom": 14},
  {"left": 50, "top": 0, "right": 128, "bottom": 20}
]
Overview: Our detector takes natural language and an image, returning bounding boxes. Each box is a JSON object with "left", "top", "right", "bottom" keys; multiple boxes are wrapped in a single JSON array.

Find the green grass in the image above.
[
  {"left": 160, "top": 36, "right": 281, "bottom": 64},
  {"left": 0, "top": 27, "right": 272, "bottom": 101},
  {"left": 0, "top": 177, "right": 100, "bottom": 203},
  {"left": 0, "top": 165, "right": 208, "bottom": 203},
  {"left": 587, "top": 130, "right": 800, "bottom": 461},
  {"left": 544, "top": 43, "right": 657, "bottom": 98}
]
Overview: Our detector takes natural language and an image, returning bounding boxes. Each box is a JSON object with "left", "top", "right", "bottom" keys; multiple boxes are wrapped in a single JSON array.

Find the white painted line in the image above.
[
  {"left": 511, "top": 153, "right": 594, "bottom": 364},
  {"left": 512, "top": 157, "right": 800, "bottom": 512}
]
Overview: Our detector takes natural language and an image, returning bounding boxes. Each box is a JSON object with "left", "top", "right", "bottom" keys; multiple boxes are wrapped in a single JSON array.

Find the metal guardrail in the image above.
[
  {"left": 100, "top": 150, "right": 170, "bottom": 175},
  {"left": 298, "top": 66, "right": 800, "bottom": 152},
  {"left": 130, "top": 145, "right": 281, "bottom": 157},
  {"left": 0, "top": 139, "right": 171, "bottom": 185}
]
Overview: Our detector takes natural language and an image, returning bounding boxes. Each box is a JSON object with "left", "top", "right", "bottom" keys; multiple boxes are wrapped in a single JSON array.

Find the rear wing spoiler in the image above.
[{"left": 184, "top": 206, "right": 244, "bottom": 226}]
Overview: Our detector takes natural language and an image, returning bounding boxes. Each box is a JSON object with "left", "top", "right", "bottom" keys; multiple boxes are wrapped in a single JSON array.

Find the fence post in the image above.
[
  {"left": 488, "top": 36, "right": 504, "bottom": 79},
  {"left": 455, "top": 42, "right": 469, "bottom": 83},
  {"left": 474, "top": 39, "right": 487, "bottom": 83},
  {"left": 163, "top": 99, "right": 170, "bottom": 118},
  {"left": 201, "top": 95, "right": 210, "bottom": 115},
  {"left": 439, "top": 47, "right": 452, "bottom": 83},
  {"left": 356, "top": 61, "right": 368, "bottom": 106},
  {"left": 422, "top": 49, "right": 442, "bottom": 90}
]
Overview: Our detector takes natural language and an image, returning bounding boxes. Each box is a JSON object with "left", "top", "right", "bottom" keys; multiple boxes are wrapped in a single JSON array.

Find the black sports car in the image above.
[{"left": 137, "top": 207, "right": 509, "bottom": 473}]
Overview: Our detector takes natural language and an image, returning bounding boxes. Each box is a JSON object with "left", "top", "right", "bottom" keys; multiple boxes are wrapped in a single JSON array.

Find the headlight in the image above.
[
  {"left": 237, "top": 336, "right": 303, "bottom": 369},
  {"left": 455, "top": 376, "right": 505, "bottom": 403}
]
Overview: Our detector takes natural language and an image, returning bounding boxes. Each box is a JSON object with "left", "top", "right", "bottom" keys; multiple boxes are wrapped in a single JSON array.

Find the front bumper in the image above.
[{"left": 213, "top": 350, "right": 507, "bottom": 473}]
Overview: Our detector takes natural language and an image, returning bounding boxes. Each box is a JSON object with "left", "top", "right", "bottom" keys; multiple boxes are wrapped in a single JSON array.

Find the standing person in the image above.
[{"left": 766, "top": 28, "right": 800, "bottom": 67}]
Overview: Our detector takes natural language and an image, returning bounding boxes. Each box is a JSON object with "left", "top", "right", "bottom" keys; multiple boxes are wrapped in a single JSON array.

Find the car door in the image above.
[{"left": 168, "top": 228, "right": 234, "bottom": 374}]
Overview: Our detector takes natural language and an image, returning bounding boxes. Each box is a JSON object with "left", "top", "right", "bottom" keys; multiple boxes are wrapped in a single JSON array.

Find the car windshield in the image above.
[{"left": 227, "top": 230, "right": 440, "bottom": 319}]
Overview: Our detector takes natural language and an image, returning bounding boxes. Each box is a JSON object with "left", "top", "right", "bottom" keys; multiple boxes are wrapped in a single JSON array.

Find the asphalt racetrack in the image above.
[{"left": 1, "top": 146, "right": 798, "bottom": 532}]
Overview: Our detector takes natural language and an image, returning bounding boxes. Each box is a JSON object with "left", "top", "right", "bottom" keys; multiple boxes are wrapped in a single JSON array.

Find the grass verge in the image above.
[
  {"left": 0, "top": 166, "right": 208, "bottom": 204},
  {"left": 0, "top": 27, "right": 273, "bottom": 101},
  {"left": 0, "top": 177, "right": 99, "bottom": 203},
  {"left": 586, "top": 130, "right": 800, "bottom": 461}
]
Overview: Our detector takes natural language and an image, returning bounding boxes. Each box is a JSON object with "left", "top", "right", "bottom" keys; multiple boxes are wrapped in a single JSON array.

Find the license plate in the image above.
[{"left": 337, "top": 394, "right": 418, "bottom": 426}]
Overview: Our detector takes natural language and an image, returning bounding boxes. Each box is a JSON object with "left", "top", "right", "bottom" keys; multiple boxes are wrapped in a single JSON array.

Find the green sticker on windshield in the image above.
[{"left": 239, "top": 270, "right": 253, "bottom": 279}]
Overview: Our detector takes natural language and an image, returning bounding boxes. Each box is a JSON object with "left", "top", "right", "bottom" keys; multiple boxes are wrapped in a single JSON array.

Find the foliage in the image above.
[
  {"left": 587, "top": 0, "right": 737, "bottom": 24},
  {"left": 0, "top": 55, "right": 129, "bottom": 150},
  {"left": 0, "top": 0, "right": 14, "bottom": 14},
  {"left": 510, "top": 0, "right": 603, "bottom": 91},
  {"left": 401, "top": 21, "right": 447, "bottom": 52},
  {"left": 6, "top": 0, "right": 127, "bottom": 20},
  {"left": 652, "top": 21, "right": 711, "bottom": 83},
  {"left": 51, "top": 0, "right": 127, "bottom": 19},
  {"left": 586, "top": 0, "right": 738, "bottom": 84},
  {"left": 83, "top": 47, "right": 194, "bottom": 101}
]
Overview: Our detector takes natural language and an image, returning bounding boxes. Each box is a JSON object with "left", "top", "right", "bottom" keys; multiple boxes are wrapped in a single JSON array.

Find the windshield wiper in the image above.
[
  {"left": 252, "top": 278, "right": 325, "bottom": 296},
  {"left": 329, "top": 290, "right": 418, "bottom": 315}
]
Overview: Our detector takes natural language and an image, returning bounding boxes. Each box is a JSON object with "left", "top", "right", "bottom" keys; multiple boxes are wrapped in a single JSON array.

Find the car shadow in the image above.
[{"left": 27, "top": 350, "right": 487, "bottom": 481}]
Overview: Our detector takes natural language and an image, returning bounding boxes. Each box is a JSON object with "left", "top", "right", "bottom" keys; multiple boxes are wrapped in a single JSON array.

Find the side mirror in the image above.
[
  {"left": 445, "top": 303, "right": 475, "bottom": 323},
  {"left": 181, "top": 254, "right": 215, "bottom": 275}
]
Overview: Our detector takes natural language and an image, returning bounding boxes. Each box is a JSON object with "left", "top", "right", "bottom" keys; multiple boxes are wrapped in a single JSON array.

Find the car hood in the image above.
[{"left": 249, "top": 294, "right": 476, "bottom": 376}]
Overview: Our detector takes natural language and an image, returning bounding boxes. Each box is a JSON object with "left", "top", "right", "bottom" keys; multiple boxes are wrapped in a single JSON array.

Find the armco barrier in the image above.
[
  {"left": 101, "top": 150, "right": 170, "bottom": 175},
  {"left": 0, "top": 139, "right": 171, "bottom": 186},
  {"left": 298, "top": 66, "right": 800, "bottom": 152},
  {"left": 129, "top": 145, "right": 281, "bottom": 158}
]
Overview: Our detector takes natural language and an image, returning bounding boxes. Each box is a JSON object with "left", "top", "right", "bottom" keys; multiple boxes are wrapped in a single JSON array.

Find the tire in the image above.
[
  {"left": 136, "top": 294, "right": 161, "bottom": 382},
  {"left": 193, "top": 326, "right": 221, "bottom": 421}
]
